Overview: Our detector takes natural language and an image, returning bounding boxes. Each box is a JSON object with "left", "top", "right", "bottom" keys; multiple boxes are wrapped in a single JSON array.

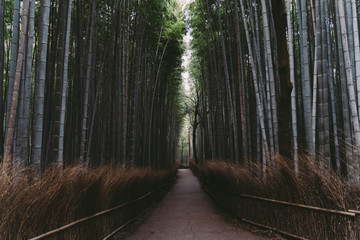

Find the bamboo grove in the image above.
[
  {"left": 188, "top": 0, "right": 360, "bottom": 181},
  {"left": 0, "top": 0, "right": 186, "bottom": 171}
]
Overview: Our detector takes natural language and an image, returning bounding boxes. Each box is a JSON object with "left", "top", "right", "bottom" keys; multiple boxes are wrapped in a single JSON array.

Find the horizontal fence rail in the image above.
[
  {"left": 30, "top": 176, "right": 175, "bottom": 240},
  {"left": 202, "top": 179, "right": 360, "bottom": 239},
  {"left": 102, "top": 201, "right": 157, "bottom": 240},
  {"left": 205, "top": 181, "right": 356, "bottom": 217}
]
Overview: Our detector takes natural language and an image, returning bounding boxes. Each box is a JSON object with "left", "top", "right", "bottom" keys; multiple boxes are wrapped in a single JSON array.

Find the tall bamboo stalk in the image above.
[
  {"left": 32, "top": 0, "right": 51, "bottom": 171},
  {"left": 338, "top": 0, "right": 360, "bottom": 181},
  {"left": 4, "top": 0, "right": 30, "bottom": 164},
  {"left": 239, "top": 0, "right": 270, "bottom": 170},
  {"left": 58, "top": 0, "right": 73, "bottom": 165},
  {"left": 286, "top": 0, "right": 298, "bottom": 173}
]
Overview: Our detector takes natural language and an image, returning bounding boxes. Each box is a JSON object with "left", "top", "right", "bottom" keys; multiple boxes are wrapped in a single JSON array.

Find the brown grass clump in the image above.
[
  {"left": 0, "top": 163, "right": 177, "bottom": 239},
  {"left": 190, "top": 155, "right": 360, "bottom": 239}
]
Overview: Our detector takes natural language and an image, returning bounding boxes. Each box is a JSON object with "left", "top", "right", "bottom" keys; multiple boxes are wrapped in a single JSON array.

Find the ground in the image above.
[{"left": 111, "top": 169, "right": 283, "bottom": 240}]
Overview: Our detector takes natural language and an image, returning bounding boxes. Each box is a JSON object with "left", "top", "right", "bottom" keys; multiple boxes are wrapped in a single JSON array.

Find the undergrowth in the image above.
[
  {"left": 0, "top": 163, "right": 177, "bottom": 239},
  {"left": 190, "top": 155, "right": 360, "bottom": 239}
]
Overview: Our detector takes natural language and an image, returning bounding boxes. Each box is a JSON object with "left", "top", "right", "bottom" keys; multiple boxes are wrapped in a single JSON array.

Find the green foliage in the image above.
[{"left": 4, "top": 0, "right": 13, "bottom": 40}]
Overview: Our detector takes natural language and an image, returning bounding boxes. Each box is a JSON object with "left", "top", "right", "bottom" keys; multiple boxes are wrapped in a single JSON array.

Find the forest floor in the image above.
[{"left": 112, "top": 169, "right": 282, "bottom": 240}]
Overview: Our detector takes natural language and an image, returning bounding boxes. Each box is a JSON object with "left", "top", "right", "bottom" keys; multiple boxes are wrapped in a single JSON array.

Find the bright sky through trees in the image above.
[
  {"left": 178, "top": 0, "right": 193, "bottom": 93},
  {"left": 182, "top": 32, "right": 192, "bottom": 93}
]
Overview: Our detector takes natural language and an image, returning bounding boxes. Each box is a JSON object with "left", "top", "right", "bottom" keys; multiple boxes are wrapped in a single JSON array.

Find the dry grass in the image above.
[
  {"left": 0, "top": 163, "right": 177, "bottom": 239},
  {"left": 190, "top": 155, "right": 360, "bottom": 239}
]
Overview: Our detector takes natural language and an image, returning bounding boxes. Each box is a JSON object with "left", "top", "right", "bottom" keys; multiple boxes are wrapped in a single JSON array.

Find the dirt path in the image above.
[{"left": 117, "top": 169, "right": 269, "bottom": 240}]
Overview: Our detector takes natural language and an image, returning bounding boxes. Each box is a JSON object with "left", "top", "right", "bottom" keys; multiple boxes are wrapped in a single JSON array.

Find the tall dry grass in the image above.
[
  {"left": 190, "top": 155, "right": 360, "bottom": 239},
  {"left": 0, "top": 163, "right": 177, "bottom": 239}
]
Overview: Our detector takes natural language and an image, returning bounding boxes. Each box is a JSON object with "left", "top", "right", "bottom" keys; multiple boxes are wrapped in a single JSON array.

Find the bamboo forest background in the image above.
[
  {"left": 2, "top": 0, "right": 360, "bottom": 182},
  {"left": 187, "top": 0, "right": 360, "bottom": 182},
  {"left": 0, "top": 0, "right": 186, "bottom": 171}
]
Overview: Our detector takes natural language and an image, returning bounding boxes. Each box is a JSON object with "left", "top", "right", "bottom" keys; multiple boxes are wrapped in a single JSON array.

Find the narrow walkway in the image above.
[{"left": 123, "top": 169, "right": 267, "bottom": 240}]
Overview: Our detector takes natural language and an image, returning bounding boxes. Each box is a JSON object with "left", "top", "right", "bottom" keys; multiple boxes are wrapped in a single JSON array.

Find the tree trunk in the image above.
[
  {"left": 352, "top": 0, "right": 360, "bottom": 117},
  {"left": 148, "top": 39, "right": 169, "bottom": 167},
  {"left": 262, "top": 0, "right": 279, "bottom": 153},
  {"left": 58, "top": 0, "right": 73, "bottom": 165},
  {"left": 338, "top": 0, "right": 360, "bottom": 181},
  {"left": 233, "top": 0, "right": 247, "bottom": 160},
  {"left": 47, "top": 0, "right": 67, "bottom": 165},
  {"left": 216, "top": 1, "right": 239, "bottom": 162},
  {"left": 4, "top": 0, "right": 30, "bottom": 164},
  {"left": 271, "top": 0, "right": 293, "bottom": 158},
  {"left": 122, "top": 0, "right": 131, "bottom": 164},
  {"left": 335, "top": 0, "right": 353, "bottom": 171},
  {"left": 32, "top": 0, "right": 51, "bottom": 171},
  {"left": 22, "top": 0, "right": 36, "bottom": 165},
  {"left": 286, "top": 0, "right": 298, "bottom": 173},
  {"left": 299, "top": 0, "right": 314, "bottom": 154},
  {"left": 80, "top": 0, "right": 97, "bottom": 164},
  {"left": 0, "top": 0, "right": 5, "bottom": 154},
  {"left": 5, "top": 0, "right": 20, "bottom": 145},
  {"left": 239, "top": 0, "right": 270, "bottom": 169},
  {"left": 320, "top": 0, "right": 330, "bottom": 167},
  {"left": 326, "top": 1, "right": 340, "bottom": 174},
  {"left": 131, "top": 21, "right": 145, "bottom": 166}
]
